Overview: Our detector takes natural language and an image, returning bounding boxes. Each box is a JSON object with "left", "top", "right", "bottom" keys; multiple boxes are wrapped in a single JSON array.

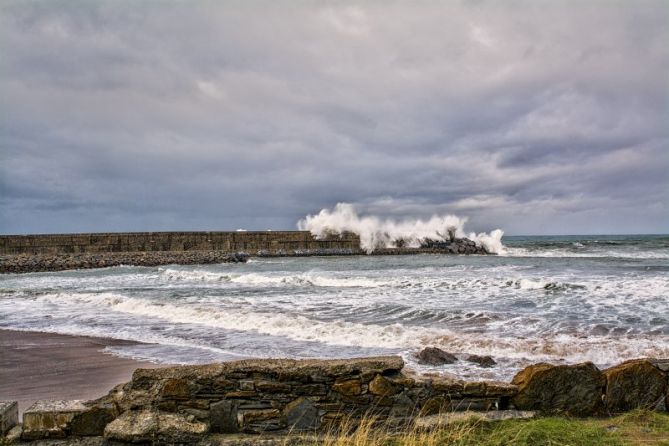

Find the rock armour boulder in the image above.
[
  {"left": 603, "top": 359, "right": 667, "bottom": 412},
  {"left": 511, "top": 362, "right": 605, "bottom": 416}
]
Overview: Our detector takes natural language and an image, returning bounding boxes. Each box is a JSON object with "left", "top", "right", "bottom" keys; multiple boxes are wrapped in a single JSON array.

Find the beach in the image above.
[{"left": 0, "top": 329, "right": 168, "bottom": 416}]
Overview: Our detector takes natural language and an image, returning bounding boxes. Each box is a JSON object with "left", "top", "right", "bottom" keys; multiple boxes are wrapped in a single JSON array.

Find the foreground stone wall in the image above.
[
  {"left": 4, "top": 356, "right": 668, "bottom": 443},
  {"left": 0, "top": 231, "right": 361, "bottom": 256}
]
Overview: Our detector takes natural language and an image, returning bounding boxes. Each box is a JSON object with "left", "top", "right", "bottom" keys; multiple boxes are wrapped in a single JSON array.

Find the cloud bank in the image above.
[{"left": 1, "top": 0, "right": 667, "bottom": 234}]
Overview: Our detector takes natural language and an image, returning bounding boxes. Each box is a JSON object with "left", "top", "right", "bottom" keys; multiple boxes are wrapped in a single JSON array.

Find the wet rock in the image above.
[
  {"left": 104, "top": 410, "right": 208, "bottom": 443},
  {"left": 603, "top": 359, "right": 667, "bottom": 412},
  {"left": 416, "top": 347, "right": 458, "bottom": 365},
  {"left": 511, "top": 362, "right": 605, "bottom": 416},
  {"left": 466, "top": 354, "right": 496, "bottom": 368}
]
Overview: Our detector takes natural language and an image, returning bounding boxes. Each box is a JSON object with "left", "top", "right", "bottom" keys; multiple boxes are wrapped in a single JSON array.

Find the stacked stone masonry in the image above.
[{"left": 3, "top": 356, "right": 669, "bottom": 443}]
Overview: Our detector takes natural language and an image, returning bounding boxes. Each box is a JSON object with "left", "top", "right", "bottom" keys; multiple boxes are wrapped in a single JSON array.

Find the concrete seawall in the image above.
[{"left": 0, "top": 231, "right": 362, "bottom": 256}]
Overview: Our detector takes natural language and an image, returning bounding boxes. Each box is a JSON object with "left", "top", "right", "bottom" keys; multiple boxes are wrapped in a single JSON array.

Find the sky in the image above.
[{"left": 1, "top": 0, "right": 667, "bottom": 236}]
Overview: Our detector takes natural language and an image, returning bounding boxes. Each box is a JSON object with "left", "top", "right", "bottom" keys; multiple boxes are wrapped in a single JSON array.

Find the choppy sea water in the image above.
[{"left": 1, "top": 234, "right": 667, "bottom": 381}]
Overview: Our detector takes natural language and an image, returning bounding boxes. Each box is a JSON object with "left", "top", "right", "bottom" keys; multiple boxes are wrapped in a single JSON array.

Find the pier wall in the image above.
[{"left": 0, "top": 231, "right": 361, "bottom": 256}]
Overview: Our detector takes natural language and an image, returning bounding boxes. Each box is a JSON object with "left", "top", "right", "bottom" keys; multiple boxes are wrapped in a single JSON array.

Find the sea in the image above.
[{"left": 1, "top": 234, "right": 667, "bottom": 381}]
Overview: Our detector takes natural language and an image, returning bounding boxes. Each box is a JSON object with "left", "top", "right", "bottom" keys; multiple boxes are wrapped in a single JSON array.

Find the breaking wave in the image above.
[
  {"left": 8, "top": 291, "right": 669, "bottom": 380},
  {"left": 158, "top": 268, "right": 385, "bottom": 288},
  {"left": 298, "top": 203, "right": 505, "bottom": 254}
]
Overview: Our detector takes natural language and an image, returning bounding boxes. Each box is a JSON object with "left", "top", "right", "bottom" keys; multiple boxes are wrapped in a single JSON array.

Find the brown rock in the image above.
[
  {"left": 240, "top": 409, "right": 281, "bottom": 424},
  {"left": 511, "top": 362, "right": 605, "bottom": 416},
  {"left": 416, "top": 347, "right": 458, "bottom": 365},
  {"left": 604, "top": 359, "right": 667, "bottom": 412},
  {"left": 368, "top": 374, "right": 400, "bottom": 396},
  {"left": 255, "top": 381, "right": 291, "bottom": 393},
  {"left": 225, "top": 390, "right": 258, "bottom": 399},
  {"left": 104, "top": 410, "right": 208, "bottom": 443},
  {"left": 332, "top": 378, "right": 362, "bottom": 396},
  {"left": 484, "top": 381, "right": 518, "bottom": 398},
  {"left": 161, "top": 378, "right": 190, "bottom": 399},
  {"left": 463, "top": 381, "right": 487, "bottom": 396},
  {"left": 466, "top": 354, "right": 496, "bottom": 368},
  {"left": 432, "top": 377, "right": 465, "bottom": 394}
]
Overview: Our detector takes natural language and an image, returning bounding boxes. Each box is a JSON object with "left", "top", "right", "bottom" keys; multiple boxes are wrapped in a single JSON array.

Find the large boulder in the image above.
[
  {"left": 604, "top": 359, "right": 667, "bottom": 412},
  {"left": 104, "top": 410, "right": 208, "bottom": 444},
  {"left": 511, "top": 362, "right": 605, "bottom": 416},
  {"left": 416, "top": 347, "right": 458, "bottom": 365}
]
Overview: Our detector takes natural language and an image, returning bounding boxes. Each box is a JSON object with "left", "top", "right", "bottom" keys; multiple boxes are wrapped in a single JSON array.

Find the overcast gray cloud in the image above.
[{"left": 1, "top": 0, "right": 667, "bottom": 235}]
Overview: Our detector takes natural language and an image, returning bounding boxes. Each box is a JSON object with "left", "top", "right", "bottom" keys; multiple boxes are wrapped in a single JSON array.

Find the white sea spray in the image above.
[{"left": 298, "top": 203, "right": 506, "bottom": 254}]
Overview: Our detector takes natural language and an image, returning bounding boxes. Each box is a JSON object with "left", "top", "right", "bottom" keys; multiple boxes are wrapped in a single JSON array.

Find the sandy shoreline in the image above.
[{"left": 0, "top": 329, "right": 171, "bottom": 417}]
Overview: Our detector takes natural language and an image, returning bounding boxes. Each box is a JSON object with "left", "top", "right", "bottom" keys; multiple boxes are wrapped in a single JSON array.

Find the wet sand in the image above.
[{"left": 0, "top": 329, "right": 171, "bottom": 417}]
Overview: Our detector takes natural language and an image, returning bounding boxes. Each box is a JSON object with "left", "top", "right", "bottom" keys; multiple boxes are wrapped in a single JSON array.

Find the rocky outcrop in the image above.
[
  {"left": 420, "top": 237, "right": 488, "bottom": 254},
  {"left": 603, "top": 359, "right": 667, "bottom": 412},
  {"left": 416, "top": 347, "right": 458, "bottom": 365},
  {"left": 511, "top": 362, "right": 606, "bottom": 416}
]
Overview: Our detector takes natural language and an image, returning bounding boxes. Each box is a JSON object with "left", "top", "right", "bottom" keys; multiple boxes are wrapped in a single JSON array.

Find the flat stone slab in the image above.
[
  {"left": 414, "top": 410, "right": 536, "bottom": 429},
  {"left": 0, "top": 401, "right": 19, "bottom": 435},
  {"left": 22, "top": 399, "right": 87, "bottom": 440}
]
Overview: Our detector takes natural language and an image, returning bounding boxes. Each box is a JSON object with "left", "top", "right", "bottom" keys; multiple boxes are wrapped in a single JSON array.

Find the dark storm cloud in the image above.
[{"left": 1, "top": 0, "right": 667, "bottom": 235}]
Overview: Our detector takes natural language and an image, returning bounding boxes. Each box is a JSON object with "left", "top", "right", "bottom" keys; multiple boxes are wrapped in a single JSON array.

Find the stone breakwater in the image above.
[
  {"left": 2, "top": 356, "right": 668, "bottom": 443},
  {"left": 0, "top": 251, "right": 249, "bottom": 274},
  {"left": 0, "top": 231, "right": 488, "bottom": 273}
]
